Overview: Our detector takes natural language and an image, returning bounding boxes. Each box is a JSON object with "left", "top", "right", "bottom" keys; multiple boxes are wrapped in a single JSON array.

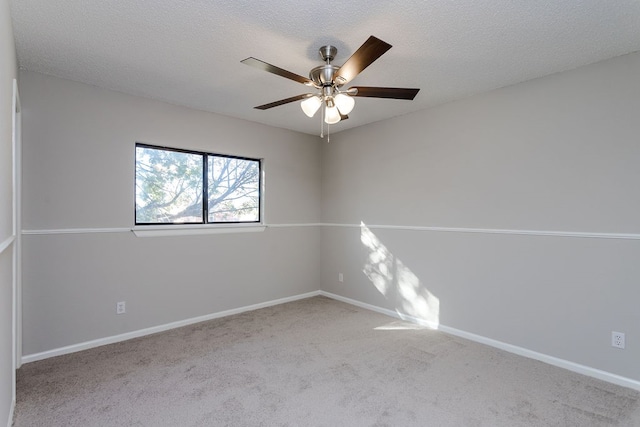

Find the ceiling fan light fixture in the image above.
[
  {"left": 325, "top": 105, "right": 341, "bottom": 124},
  {"left": 301, "top": 95, "right": 322, "bottom": 117},
  {"left": 334, "top": 93, "right": 355, "bottom": 115},
  {"left": 242, "top": 36, "right": 420, "bottom": 138}
]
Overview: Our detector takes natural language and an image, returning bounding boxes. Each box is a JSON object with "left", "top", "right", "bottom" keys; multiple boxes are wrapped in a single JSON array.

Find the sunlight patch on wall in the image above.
[
  {"left": 361, "top": 222, "right": 440, "bottom": 329},
  {"left": 361, "top": 223, "right": 394, "bottom": 296}
]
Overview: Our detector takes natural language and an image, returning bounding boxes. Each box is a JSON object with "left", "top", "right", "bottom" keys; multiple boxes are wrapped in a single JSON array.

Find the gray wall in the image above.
[
  {"left": 18, "top": 47, "right": 640, "bottom": 385},
  {"left": 20, "top": 71, "right": 322, "bottom": 355},
  {"left": 0, "top": 0, "right": 17, "bottom": 423},
  {"left": 321, "top": 52, "right": 640, "bottom": 381}
]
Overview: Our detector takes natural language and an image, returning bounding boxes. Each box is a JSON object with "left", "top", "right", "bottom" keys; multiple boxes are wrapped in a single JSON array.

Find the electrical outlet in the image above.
[
  {"left": 612, "top": 331, "right": 625, "bottom": 349},
  {"left": 116, "top": 301, "right": 126, "bottom": 315},
  {"left": 338, "top": 273, "right": 344, "bottom": 283}
]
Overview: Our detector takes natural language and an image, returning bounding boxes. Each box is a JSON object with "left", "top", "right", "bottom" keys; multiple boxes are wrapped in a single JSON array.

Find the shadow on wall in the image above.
[{"left": 360, "top": 222, "right": 440, "bottom": 329}]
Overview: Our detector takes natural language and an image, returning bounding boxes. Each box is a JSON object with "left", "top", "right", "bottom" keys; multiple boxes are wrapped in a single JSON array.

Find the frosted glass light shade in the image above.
[
  {"left": 301, "top": 96, "right": 322, "bottom": 117},
  {"left": 325, "top": 105, "right": 341, "bottom": 124},
  {"left": 334, "top": 93, "right": 355, "bottom": 115}
]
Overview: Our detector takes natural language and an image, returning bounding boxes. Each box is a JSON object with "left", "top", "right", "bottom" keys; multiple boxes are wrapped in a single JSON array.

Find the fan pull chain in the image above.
[
  {"left": 320, "top": 104, "right": 324, "bottom": 138},
  {"left": 327, "top": 123, "right": 330, "bottom": 143}
]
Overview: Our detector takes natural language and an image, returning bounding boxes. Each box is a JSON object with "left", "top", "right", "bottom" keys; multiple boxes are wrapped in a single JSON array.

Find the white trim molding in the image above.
[
  {"left": 21, "top": 222, "right": 640, "bottom": 240},
  {"left": 434, "top": 324, "right": 640, "bottom": 392},
  {"left": 0, "top": 236, "right": 14, "bottom": 255},
  {"left": 267, "top": 223, "right": 323, "bottom": 228},
  {"left": 22, "top": 223, "right": 323, "bottom": 236},
  {"left": 20, "top": 289, "right": 640, "bottom": 392},
  {"left": 22, "top": 227, "right": 131, "bottom": 235},
  {"left": 132, "top": 224, "right": 266, "bottom": 237},
  {"left": 319, "top": 290, "right": 440, "bottom": 329},
  {"left": 6, "top": 398, "right": 14, "bottom": 427},
  {"left": 319, "top": 291, "right": 640, "bottom": 392},
  {"left": 22, "top": 291, "right": 321, "bottom": 364},
  {"left": 323, "top": 222, "right": 640, "bottom": 240}
]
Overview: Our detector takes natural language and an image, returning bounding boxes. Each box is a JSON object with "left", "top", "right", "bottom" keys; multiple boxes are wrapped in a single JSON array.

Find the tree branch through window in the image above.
[{"left": 135, "top": 144, "right": 261, "bottom": 224}]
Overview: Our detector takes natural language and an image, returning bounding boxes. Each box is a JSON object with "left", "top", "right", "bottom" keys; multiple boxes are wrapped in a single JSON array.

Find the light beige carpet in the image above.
[{"left": 13, "top": 296, "right": 640, "bottom": 426}]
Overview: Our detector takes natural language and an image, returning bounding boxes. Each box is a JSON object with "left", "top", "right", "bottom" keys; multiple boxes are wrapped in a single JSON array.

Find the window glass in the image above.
[
  {"left": 208, "top": 156, "right": 260, "bottom": 222},
  {"left": 135, "top": 144, "right": 260, "bottom": 225}
]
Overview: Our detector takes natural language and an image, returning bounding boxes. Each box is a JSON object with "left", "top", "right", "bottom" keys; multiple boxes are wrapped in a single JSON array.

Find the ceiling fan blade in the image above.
[
  {"left": 351, "top": 86, "right": 420, "bottom": 100},
  {"left": 334, "top": 36, "right": 392, "bottom": 86},
  {"left": 241, "top": 57, "right": 314, "bottom": 86},
  {"left": 254, "top": 93, "right": 313, "bottom": 110},
  {"left": 339, "top": 112, "right": 349, "bottom": 121}
]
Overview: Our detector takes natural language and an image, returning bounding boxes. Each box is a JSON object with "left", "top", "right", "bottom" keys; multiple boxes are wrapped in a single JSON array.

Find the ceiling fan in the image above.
[{"left": 241, "top": 36, "right": 420, "bottom": 135}]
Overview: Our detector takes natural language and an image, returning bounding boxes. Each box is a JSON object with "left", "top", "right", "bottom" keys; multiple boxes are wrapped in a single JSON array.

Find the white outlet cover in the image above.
[
  {"left": 116, "top": 301, "right": 126, "bottom": 314},
  {"left": 612, "top": 331, "right": 625, "bottom": 349}
]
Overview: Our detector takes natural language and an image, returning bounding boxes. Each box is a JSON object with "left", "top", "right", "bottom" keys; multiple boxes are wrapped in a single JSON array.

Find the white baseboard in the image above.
[
  {"left": 318, "top": 291, "right": 440, "bottom": 329},
  {"left": 20, "top": 289, "right": 640, "bottom": 392},
  {"left": 22, "top": 290, "right": 321, "bottom": 364},
  {"left": 435, "top": 323, "right": 640, "bottom": 392},
  {"left": 6, "top": 398, "right": 14, "bottom": 427},
  {"left": 319, "top": 291, "right": 640, "bottom": 392}
]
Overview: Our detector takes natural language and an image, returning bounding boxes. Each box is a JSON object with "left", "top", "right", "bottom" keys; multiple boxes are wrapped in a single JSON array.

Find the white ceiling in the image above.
[{"left": 9, "top": 0, "right": 640, "bottom": 136}]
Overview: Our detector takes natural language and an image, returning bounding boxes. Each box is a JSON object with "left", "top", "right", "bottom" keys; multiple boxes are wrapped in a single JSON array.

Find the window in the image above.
[{"left": 135, "top": 143, "right": 261, "bottom": 225}]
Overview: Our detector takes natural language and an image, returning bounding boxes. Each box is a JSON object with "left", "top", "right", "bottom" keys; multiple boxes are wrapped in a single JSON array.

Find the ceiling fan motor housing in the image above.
[
  {"left": 310, "top": 64, "right": 340, "bottom": 87},
  {"left": 310, "top": 45, "right": 342, "bottom": 88}
]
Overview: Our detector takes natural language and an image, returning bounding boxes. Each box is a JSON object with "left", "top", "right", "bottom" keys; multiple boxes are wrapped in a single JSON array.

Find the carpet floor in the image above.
[{"left": 13, "top": 296, "right": 640, "bottom": 426}]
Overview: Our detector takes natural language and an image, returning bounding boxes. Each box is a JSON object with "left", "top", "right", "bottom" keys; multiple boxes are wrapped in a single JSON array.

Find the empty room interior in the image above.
[{"left": 2, "top": 1, "right": 640, "bottom": 426}]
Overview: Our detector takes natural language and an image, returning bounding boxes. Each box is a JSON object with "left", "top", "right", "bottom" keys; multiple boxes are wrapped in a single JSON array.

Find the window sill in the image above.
[{"left": 132, "top": 224, "right": 266, "bottom": 237}]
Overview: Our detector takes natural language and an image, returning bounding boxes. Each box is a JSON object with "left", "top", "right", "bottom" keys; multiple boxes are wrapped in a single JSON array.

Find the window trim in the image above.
[
  {"left": 132, "top": 223, "right": 266, "bottom": 237},
  {"left": 135, "top": 142, "right": 262, "bottom": 226}
]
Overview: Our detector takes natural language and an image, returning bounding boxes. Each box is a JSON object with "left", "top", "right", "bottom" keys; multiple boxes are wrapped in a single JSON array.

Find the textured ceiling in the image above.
[{"left": 9, "top": 0, "right": 640, "bottom": 136}]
